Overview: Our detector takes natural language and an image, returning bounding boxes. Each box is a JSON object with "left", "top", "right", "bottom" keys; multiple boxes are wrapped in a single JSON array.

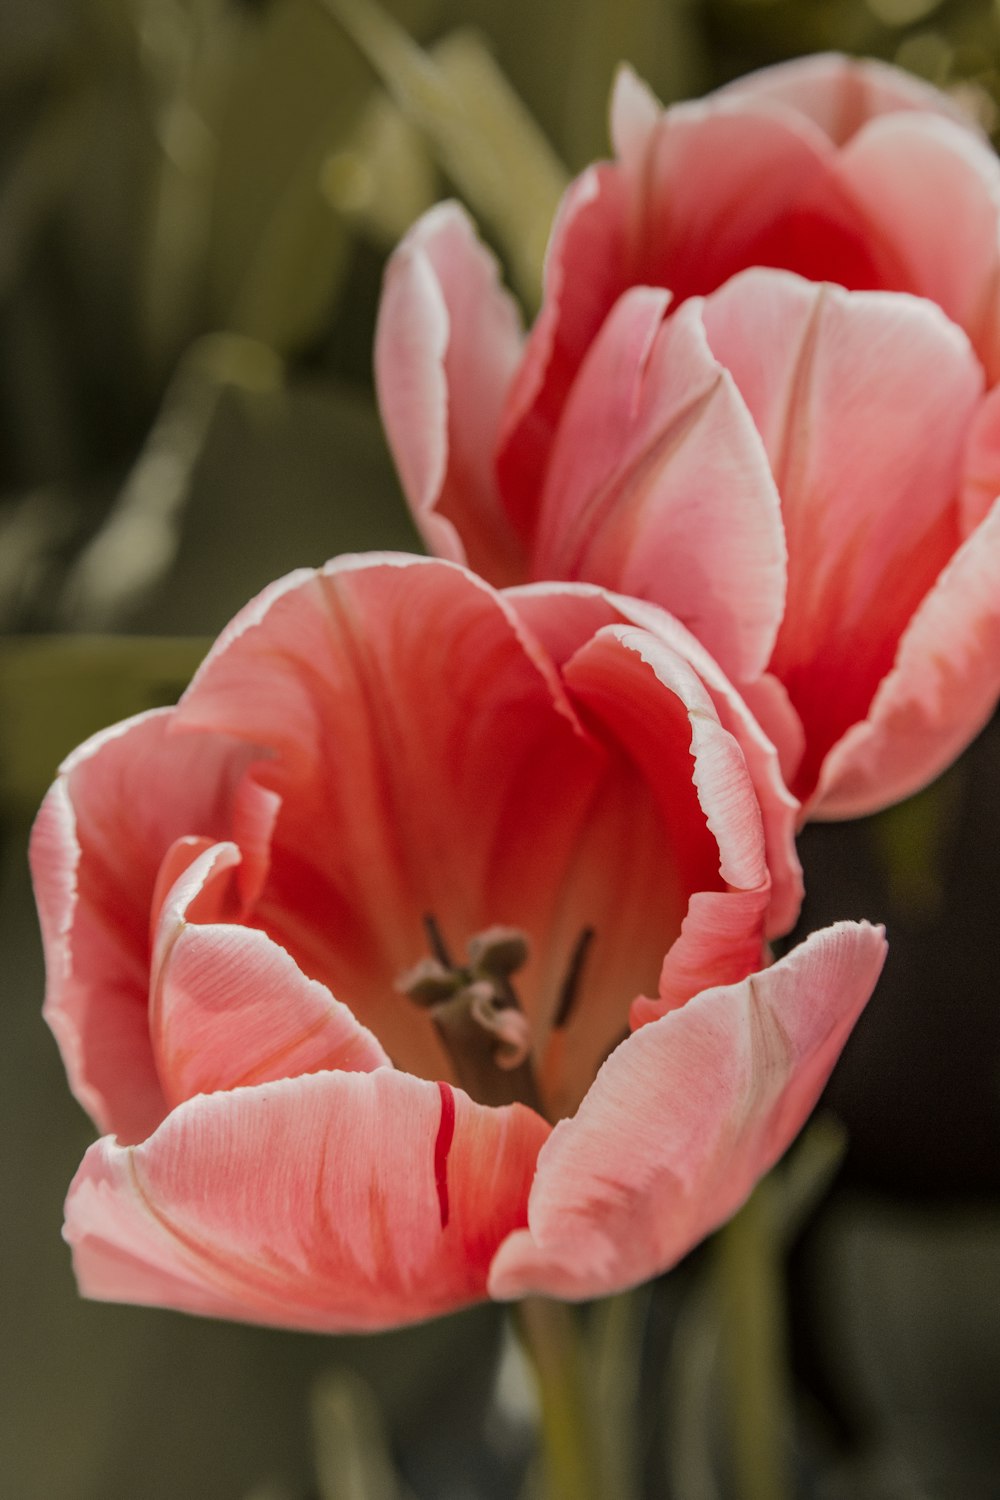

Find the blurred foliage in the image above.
[{"left": 3, "top": 2, "right": 1000, "bottom": 1499}]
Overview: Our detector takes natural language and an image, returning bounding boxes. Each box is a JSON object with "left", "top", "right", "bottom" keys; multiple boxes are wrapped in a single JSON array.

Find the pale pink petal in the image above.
[
  {"left": 700, "top": 267, "right": 983, "bottom": 802},
  {"left": 507, "top": 584, "right": 803, "bottom": 939},
  {"left": 29, "top": 710, "right": 259, "bottom": 1143},
  {"left": 488, "top": 923, "right": 886, "bottom": 1301},
  {"left": 533, "top": 289, "right": 786, "bottom": 682},
  {"left": 375, "top": 203, "right": 526, "bottom": 583},
  {"left": 496, "top": 165, "right": 631, "bottom": 534},
  {"left": 962, "top": 383, "right": 1000, "bottom": 534},
  {"left": 65, "top": 1070, "right": 549, "bottom": 1331},
  {"left": 549, "top": 624, "right": 772, "bottom": 1079},
  {"left": 837, "top": 114, "right": 1000, "bottom": 376},
  {"left": 711, "top": 53, "right": 980, "bottom": 145},
  {"left": 607, "top": 64, "right": 661, "bottom": 163},
  {"left": 738, "top": 671, "right": 806, "bottom": 806},
  {"left": 812, "top": 497, "right": 1000, "bottom": 818},
  {"left": 148, "top": 842, "right": 390, "bottom": 1104}
]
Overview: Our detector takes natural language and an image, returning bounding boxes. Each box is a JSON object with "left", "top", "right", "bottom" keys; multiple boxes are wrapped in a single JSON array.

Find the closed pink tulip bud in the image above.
[
  {"left": 32, "top": 555, "right": 883, "bottom": 1326},
  {"left": 376, "top": 54, "right": 1000, "bottom": 819}
]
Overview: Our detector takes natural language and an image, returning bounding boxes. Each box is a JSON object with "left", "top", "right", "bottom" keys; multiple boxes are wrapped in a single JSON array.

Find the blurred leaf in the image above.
[
  {"left": 228, "top": 135, "right": 351, "bottom": 350},
  {"left": 561, "top": 0, "right": 708, "bottom": 165},
  {"left": 588, "top": 1286, "right": 651, "bottom": 1500},
  {"left": 322, "top": 89, "right": 440, "bottom": 248},
  {"left": 319, "top": 0, "right": 569, "bottom": 308},
  {"left": 714, "top": 1174, "right": 792, "bottom": 1500},
  {"left": 59, "top": 333, "right": 283, "bottom": 630},
  {"left": 0, "top": 70, "right": 95, "bottom": 303},
  {"left": 0, "top": 634, "right": 208, "bottom": 811},
  {"left": 136, "top": 0, "right": 245, "bottom": 370},
  {"left": 0, "top": 489, "right": 79, "bottom": 629},
  {"left": 872, "top": 770, "right": 962, "bottom": 920},
  {"left": 312, "top": 1367, "right": 411, "bottom": 1500}
]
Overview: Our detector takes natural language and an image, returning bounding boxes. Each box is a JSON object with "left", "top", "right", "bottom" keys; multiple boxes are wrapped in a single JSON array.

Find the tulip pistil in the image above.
[{"left": 398, "top": 919, "right": 544, "bottom": 1113}]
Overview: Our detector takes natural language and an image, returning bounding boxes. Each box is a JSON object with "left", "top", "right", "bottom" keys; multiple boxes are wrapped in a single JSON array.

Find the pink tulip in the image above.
[
  {"left": 376, "top": 54, "right": 1000, "bottom": 818},
  {"left": 32, "top": 554, "right": 883, "bottom": 1327}
]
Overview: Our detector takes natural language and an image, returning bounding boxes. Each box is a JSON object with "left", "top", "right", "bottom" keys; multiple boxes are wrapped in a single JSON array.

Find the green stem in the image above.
[
  {"left": 714, "top": 1175, "right": 791, "bottom": 1500},
  {"left": 515, "top": 1298, "right": 602, "bottom": 1500}
]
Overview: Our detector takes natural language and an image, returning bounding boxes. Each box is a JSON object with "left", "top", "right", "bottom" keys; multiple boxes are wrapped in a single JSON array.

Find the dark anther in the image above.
[
  {"left": 466, "top": 926, "right": 530, "bottom": 981},
  {"left": 399, "top": 918, "right": 541, "bottom": 1113},
  {"left": 552, "top": 926, "right": 595, "bottom": 1029},
  {"left": 423, "top": 912, "right": 454, "bottom": 968},
  {"left": 396, "top": 956, "right": 462, "bottom": 1006}
]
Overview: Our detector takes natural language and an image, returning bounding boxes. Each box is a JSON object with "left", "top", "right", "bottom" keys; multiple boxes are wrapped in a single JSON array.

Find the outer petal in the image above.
[
  {"left": 149, "top": 842, "right": 389, "bottom": 1105},
  {"left": 499, "top": 72, "right": 898, "bottom": 536},
  {"left": 488, "top": 922, "right": 887, "bottom": 1301},
  {"left": 532, "top": 621, "right": 771, "bottom": 1110},
  {"left": 812, "top": 498, "right": 1000, "bottom": 819},
  {"left": 496, "top": 164, "right": 631, "bottom": 533},
  {"left": 710, "top": 52, "right": 980, "bottom": 145},
  {"left": 699, "top": 267, "right": 983, "bottom": 801},
  {"left": 29, "top": 709, "right": 258, "bottom": 1143},
  {"left": 533, "top": 289, "right": 786, "bottom": 682},
  {"left": 64, "top": 1070, "right": 549, "bottom": 1332},
  {"left": 507, "top": 584, "right": 803, "bottom": 938},
  {"left": 836, "top": 114, "right": 1000, "bottom": 377},
  {"left": 962, "top": 382, "right": 1000, "bottom": 535},
  {"left": 375, "top": 203, "right": 526, "bottom": 583}
]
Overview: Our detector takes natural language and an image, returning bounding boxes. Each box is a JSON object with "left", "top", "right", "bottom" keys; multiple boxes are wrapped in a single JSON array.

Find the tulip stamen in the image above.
[
  {"left": 423, "top": 912, "right": 454, "bottom": 968},
  {"left": 397, "top": 921, "right": 543, "bottom": 1113},
  {"left": 552, "top": 925, "right": 595, "bottom": 1030}
]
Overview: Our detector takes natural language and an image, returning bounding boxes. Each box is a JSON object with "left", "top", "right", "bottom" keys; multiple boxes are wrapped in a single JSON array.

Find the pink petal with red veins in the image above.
[
  {"left": 611, "top": 91, "right": 892, "bottom": 302},
  {"left": 700, "top": 267, "right": 983, "bottom": 803},
  {"left": 147, "top": 840, "right": 390, "bottom": 1104},
  {"left": 710, "top": 52, "right": 980, "bottom": 146},
  {"left": 560, "top": 626, "right": 772, "bottom": 1048},
  {"left": 837, "top": 114, "right": 1000, "bottom": 377},
  {"left": 174, "top": 555, "right": 681, "bottom": 1085},
  {"left": 375, "top": 203, "right": 526, "bottom": 584},
  {"left": 507, "top": 583, "right": 803, "bottom": 938},
  {"left": 812, "top": 497, "right": 1000, "bottom": 819},
  {"left": 533, "top": 289, "right": 786, "bottom": 683},
  {"left": 496, "top": 164, "right": 632, "bottom": 530},
  {"left": 487, "top": 922, "right": 886, "bottom": 1301},
  {"left": 64, "top": 1070, "right": 549, "bottom": 1331},
  {"left": 29, "top": 709, "right": 259, "bottom": 1143}
]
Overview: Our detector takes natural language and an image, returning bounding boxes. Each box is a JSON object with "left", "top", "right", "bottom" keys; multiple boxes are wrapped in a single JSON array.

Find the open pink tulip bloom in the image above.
[
  {"left": 377, "top": 53, "right": 1000, "bottom": 819},
  {"left": 32, "top": 555, "right": 884, "bottom": 1328}
]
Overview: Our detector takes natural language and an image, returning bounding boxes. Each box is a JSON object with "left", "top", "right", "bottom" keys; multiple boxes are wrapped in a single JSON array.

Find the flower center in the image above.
[{"left": 397, "top": 916, "right": 593, "bottom": 1116}]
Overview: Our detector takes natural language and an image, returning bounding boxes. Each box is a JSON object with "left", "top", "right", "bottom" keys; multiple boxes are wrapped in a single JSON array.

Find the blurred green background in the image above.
[{"left": 2, "top": 1, "right": 1000, "bottom": 1496}]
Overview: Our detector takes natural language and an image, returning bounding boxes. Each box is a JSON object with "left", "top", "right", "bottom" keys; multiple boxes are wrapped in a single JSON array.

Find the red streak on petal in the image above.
[{"left": 434, "top": 1080, "right": 456, "bottom": 1230}]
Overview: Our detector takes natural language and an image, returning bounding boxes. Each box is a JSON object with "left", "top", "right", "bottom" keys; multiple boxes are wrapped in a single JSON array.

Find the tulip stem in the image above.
[
  {"left": 714, "top": 1173, "right": 791, "bottom": 1500},
  {"left": 515, "top": 1297, "right": 602, "bottom": 1500}
]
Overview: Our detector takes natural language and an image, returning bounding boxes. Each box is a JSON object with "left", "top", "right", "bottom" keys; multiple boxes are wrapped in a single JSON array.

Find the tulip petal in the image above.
[
  {"left": 962, "top": 383, "right": 1000, "bottom": 535},
  {"left": 837, "top": 114, "right": 1000, "bottom": 376},
  {"left": 375, "top": 203, "right": 526, "bottom": 583},
  {"left": 711, "top": 52, "right": 979, "bottom": 145},
  {"left": 175, "top": 555, "right": 688, "bottom": 1086},
  {"left": 508, "top": 584, "right": 803, "bottom": 938},
  {"left": 487, "top": 922, "right": 886, "bottom": 1301},
  {"left": 496, "top": 164, "right": 631, "bottom": 532},
  {"left": 700, "top": 267, "right": 984, "bottom": 802},
  {"left": 29, "top": 710, "right": 259, "bottom": 1142},
  {"left": 533, "top": 290, "right": 786, "bottom": 682},
  {"left": 813, "top": 497, "right": 1000, "bottom": 818},
  {"left": 149, "top": 843, "right": 390, "bottom": 1105},
  {"left": 65, "top": 1070, "right": 549, "bottom": 1331}
]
